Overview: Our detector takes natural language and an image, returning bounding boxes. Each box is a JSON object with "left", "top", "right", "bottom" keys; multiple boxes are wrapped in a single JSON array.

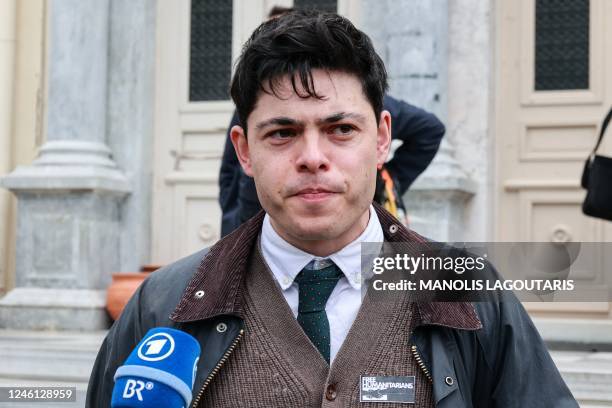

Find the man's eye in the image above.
[
  {"left": 269, "top": 129, "right": 296, "bottom": 139},
  {"left": 330, "top": 124, "right": 355, "bottom": 136}
]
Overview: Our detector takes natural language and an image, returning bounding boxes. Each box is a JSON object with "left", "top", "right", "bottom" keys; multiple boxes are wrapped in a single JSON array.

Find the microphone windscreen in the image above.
[{"left": 111, "top": 327, "right": 201, "bottom": 408}]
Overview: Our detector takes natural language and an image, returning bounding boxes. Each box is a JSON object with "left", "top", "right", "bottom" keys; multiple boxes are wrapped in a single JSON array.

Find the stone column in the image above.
[
  {"left": 0, "top": 0, "right": 130, "bottom": 330},
  {"left": 360, "top": 0, "right": 476, "bottom": 241}
]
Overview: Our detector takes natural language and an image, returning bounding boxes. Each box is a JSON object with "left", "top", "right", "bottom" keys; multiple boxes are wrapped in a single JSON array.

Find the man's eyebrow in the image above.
[
  {"left": 254, "top": 117, "right": 304, "bottom": 130},
  {"left": 254, "top": 112, "right": 367, "bottom": 131},
  {"left": 316, "top": 112, "right": 367, "bottom": 125}
]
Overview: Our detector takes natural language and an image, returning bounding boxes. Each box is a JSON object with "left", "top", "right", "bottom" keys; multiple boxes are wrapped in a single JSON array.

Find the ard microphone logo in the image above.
[{"left": 137, "top": 332, "right": 176, "bottom": 362}]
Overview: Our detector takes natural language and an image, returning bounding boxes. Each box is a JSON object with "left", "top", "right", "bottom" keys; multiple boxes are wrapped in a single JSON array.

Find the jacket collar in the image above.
[{"left": 170, "top": 203, "right": 482, "bottom": 331}]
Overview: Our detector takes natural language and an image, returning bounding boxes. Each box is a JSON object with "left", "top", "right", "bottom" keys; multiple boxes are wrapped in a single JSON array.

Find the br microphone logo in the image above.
[
  {"left": 137, "top": 332, "right": 176, "bottom": 362},
  {"left": 122, "top": 379, "right": 154, "bottom": 401}
]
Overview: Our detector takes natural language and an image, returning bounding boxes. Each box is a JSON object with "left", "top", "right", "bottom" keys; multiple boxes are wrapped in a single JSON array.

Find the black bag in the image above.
[{"left": 581, "top": 107, "right": 612, "bottom": 221}]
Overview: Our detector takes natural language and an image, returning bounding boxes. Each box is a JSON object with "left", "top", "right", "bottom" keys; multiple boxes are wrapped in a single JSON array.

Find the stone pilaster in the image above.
[
  {"left": 106, "top": 0, "right": 156, "bottom": 272},
  {"left": 404, "top": 140, "right": 477, "bottom": 241},
  {"left": 0, "top": 0, "right": 129, "bottom": 330},
  {"left": 360, "top": 0, "right": 476, "bottom": 241}
]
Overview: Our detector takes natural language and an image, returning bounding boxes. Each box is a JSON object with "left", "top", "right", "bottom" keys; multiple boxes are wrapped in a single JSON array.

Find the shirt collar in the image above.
[{"left": 261, "top": 205, "right": 384, "bottom": 290}]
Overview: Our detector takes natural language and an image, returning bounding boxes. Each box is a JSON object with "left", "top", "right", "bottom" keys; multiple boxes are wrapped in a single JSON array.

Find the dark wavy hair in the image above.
[{"left": 230, "top": 10, "right": 388, "bottom": 132}]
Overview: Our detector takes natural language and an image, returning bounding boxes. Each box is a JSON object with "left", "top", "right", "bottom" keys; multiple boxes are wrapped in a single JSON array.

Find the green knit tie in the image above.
[{"left": 294, "top": 260, "right": 343, "bottom": 364}]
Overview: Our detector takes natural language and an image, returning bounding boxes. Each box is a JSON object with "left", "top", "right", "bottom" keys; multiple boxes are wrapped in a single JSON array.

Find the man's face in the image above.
[{"left": 231, "top": 70, "right": 391, "bottom": 255}]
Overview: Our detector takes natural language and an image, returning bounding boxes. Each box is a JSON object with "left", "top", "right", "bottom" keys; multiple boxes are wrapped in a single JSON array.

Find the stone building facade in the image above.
[
  {"left": 2, "top": 0, "right": 611, "bottom": 333},
  {"left": 0, "top": 0, "right": 611, "bottom": 403}
]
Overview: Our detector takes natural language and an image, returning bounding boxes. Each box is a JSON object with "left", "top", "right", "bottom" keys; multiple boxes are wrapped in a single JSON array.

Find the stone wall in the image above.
[
  {"left": 448, "top": 0, "right": 494, "bottom": 241},
  {"left": 359, "top": 0, "right": 482, "bottom": 241}
]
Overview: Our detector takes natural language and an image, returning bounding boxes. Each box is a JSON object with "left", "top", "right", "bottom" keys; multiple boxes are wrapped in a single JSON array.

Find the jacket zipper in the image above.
[
  {"left": 190, "top": 329, "right": 245, "bottom": 408},
  {"left": 410, "top": 344, "right": 433, "bottom": 383}
]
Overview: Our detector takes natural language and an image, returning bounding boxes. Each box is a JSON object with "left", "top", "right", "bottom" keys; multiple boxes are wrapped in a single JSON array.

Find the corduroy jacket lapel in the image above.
[{"left": 170, "top": 203, "right": 481, "bottom": 331}]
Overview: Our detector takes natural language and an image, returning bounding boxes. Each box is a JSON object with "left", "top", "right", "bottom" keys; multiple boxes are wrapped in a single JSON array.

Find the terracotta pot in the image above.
[
  {"left": 106, "top": 272, "right": 150, "bottom": 321},
  {"left": 140, "top": 264, "right": 162, "bottom": 273}
]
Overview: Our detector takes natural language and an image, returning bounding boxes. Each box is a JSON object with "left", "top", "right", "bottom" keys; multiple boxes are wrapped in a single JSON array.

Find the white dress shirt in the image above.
[{"left": 260, "top": 205, "right": 384, "bottom": 363}]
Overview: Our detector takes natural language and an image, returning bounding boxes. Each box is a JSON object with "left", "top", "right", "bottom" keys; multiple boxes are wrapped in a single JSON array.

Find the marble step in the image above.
[
  {"left": 552, "top": 351, "right": 612, "bottom": 407},
  {"left": 0, "top": 330, "right": 106, "bottom": 382}
]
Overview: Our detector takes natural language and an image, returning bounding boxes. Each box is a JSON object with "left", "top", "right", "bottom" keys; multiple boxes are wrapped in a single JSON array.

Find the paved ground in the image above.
[{"left": 0, "top": 330, "right": 610, "bottom": 407}]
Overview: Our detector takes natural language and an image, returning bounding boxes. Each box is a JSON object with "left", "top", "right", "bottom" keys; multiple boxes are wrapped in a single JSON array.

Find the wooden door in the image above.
[{"left": 495, "top": 0, "right": 612, "bottom": 316}]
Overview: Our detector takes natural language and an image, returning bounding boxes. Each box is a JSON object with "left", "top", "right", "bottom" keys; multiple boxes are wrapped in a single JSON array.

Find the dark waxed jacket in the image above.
[
  {"left": 87, "top": 204, "right": 578, "bottom": 407},
  {"left": 218, "top": 95, "right": 445, "bottom": 237}
]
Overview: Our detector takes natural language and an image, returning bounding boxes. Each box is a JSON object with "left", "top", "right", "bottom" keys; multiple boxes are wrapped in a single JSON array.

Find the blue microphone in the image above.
[{"left": 111, "top": 327, "right": 201, "bottom": 408}]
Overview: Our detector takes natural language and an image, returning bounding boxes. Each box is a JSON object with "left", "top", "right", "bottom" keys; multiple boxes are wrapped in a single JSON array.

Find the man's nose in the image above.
[{"left": 295, "top": 133, "right": 330, "bottom": 173}]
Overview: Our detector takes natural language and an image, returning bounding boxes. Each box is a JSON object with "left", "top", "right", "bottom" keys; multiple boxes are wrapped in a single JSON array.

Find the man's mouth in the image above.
[
  {"left": 293, "top": 187, "right": 338, "bottom": 202},
  {"left": 297, "top": 188, "right": 333, "bottom": 194}
]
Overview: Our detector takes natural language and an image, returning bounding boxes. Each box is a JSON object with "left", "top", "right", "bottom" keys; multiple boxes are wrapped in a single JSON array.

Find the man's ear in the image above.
[
  {"left": 230, "top": 125, "right": 254, "bottom": 177},
  {"left": 376, "top": 110, "right": 392, "bottom": 167}
]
